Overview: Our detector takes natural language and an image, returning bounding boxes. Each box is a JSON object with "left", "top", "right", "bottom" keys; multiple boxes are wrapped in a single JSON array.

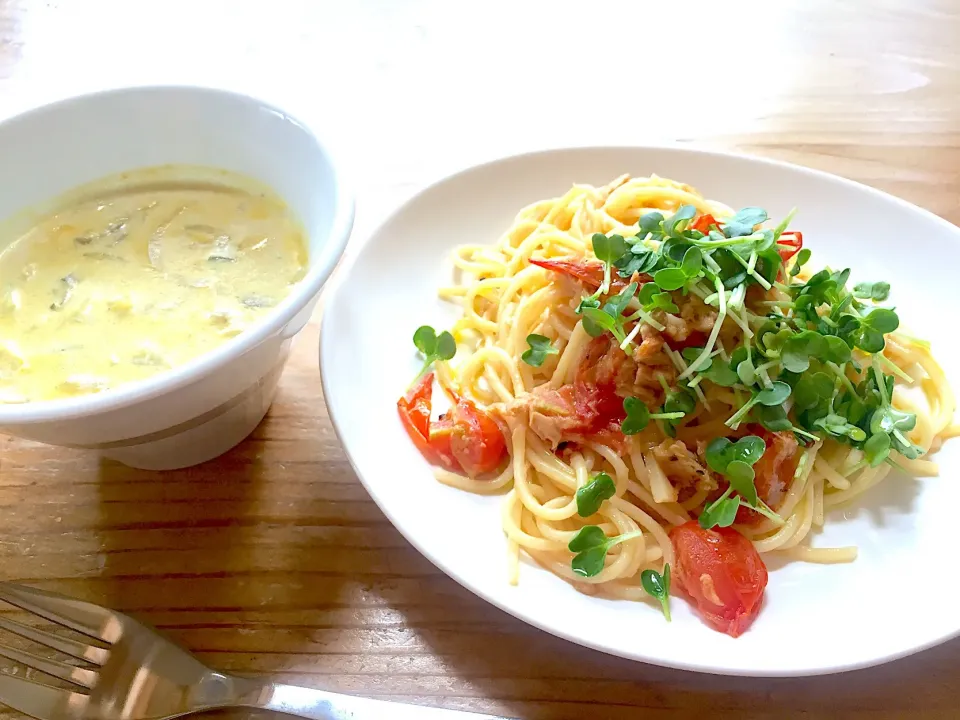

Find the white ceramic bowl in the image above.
[{"left": 0, "top": 86, "right": 353, "bottom": 470}]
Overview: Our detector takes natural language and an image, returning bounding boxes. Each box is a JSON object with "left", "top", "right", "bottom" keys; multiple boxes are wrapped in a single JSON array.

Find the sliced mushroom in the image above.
[
  {"left": 49, "top": 274, "right": 78, "bottom": 311},
  {"left": 207, "top": 235, "right": 238, "bottom": 263}
]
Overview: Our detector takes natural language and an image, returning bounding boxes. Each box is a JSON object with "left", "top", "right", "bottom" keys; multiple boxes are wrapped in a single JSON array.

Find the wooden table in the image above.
[{"left": 0, "top": 1, "right": 958, "bottom": 718}]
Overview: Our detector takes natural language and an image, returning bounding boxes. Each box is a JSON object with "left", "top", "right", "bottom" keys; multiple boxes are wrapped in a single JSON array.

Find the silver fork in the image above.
[{"left": 0, "top": 582, "right": 514, "bottom": 720}]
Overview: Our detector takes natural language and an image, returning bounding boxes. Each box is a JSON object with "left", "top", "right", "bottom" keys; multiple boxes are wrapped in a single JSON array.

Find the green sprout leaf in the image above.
[
  {"left": 701, "top": 434, "right": 775, "bottom": 528},
  {"left": 853, "top": 281, "right": 891, "bottom": 302},
  {"left": 577, "top": 295, "right": 601, "bottom": 314},
  {"left": 815, "top": 414, "right": 867, "bottom": 442},
  {"left": 793, "top": 371, "right": 833, "bottom": 411},
  {"left": 581, "top": 307, "right": 615, "bottom": 337},
  {"left": 723, "top": 207, "right": 768, "bottom": 238},
  {"left": 706, "top": 435, "right": 765, "bottom": 475},
  {"left": 662, "top": 388, "right": 696, "bottom": 434},
  {"left": 591, "top": 233, "right": 629, "bottom": 294},
  {"left": 620, "top": 396, "right": 687, "bottom": 436},
  {"left": 699, "top": 495, "right": 741, "bottom": 529},
  {"left": 637, "top": 283, "right": 658, "bottom": 306},
  {"left": 726, "top": 460, "right": 758, "bottom": 506},
  {"left": 606, "top": 282, "right": 638, "bottom": 317},
  {"left": 638, "top": 211, "right": 665, "bottom": 234},
  {"left": 756, "top": 403, "right": 793, "bottom": 432},
  {"left": 852, "top": 308, "right": 900, "bottom": 353},
  {"left": 856, "top": 328, "right": 885, "bottom": 353},
  {"left": 413, "top": 325, "right": 438, "bottom": 355},
  {"left": 661, "top": 237, "right": 692, "bottom": 264},
  {"left": 621, "top": 397, "right": 651, "bottom": 435},
  {"left": 591, "top": 233, "right": 628, "bottom": 265},
  {"left": 821, "top": 335, "right": 852, "bottom": 365},
  {"left": 863, "top": 432, "right": 891, "bottom": 466},
  {"left": 685, "top": 346, "right": 731, "bottom": 385},
  {"left": 568, "top": 526, "right": 609, "bottom": 577},
  {"left": 616, "top": 245, "right": 659, "bottom": 277},
  {"left": 411, "top": 325, "right": 457, "bottom": 382},
  {"left": 521, "top": 334, "right": 558, "bottom": 368},
  {"left": 641, "top": 565, "right": 672, "bottom": 622},
  {"left": 864, "top": 308, "right": 899, "bottom": 334},
  {"left": 637, "top": 282, "right": 680, "bottom": 313},
  {"left": 568, "top": 526, "right": 607, "bottom": 552},
  {"left": 568, "top": 526, "right": 641, "bottom": 577},
  {"left": 789, "top": 248, "right": 812, "bottom": 277},
  {"left": 651, "top": 292, "right": 680, "bottom": 313},
  {"left": 732, "top": 435, "right": 766, "bottom": 465},
  {"left": 581, "top": 282, "right": 638, "bottom": 343},
  {"left": 696, "top": 356, "right": 739, "bottom": 387},
  {"left": 729, "top": 346, "right": 748, "bottom": 368},
  {"left": 663, "top": 205, "right": 697, "bottom": 237},
  {"left": 680, "top": 246, "right": 703, "bottom": 277},
  {"left": 576, "top": 472, "right": 617, "bottom": 517},
  {"left": 757, "top": 381, "right": 791, "bottom": 406},
  {"left": 781, "top": 331, "right": 825, "bottom": 373},
  {"left": 870, "top": 406, "right": 917, "bottom": 435},
  {"left": 653, "top": 267, "right": 688, "bottom": 291},
  {"left": 436, "top": 334, "right": 456, "bottom": 359},
  {"left": 705, "top": 437, "right": 735, "bottom": 474}
]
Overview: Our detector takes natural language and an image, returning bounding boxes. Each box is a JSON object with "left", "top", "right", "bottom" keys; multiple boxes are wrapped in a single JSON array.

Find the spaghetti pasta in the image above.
[{"left": 397, "top": 174, "right": 954, "bottom": 637}]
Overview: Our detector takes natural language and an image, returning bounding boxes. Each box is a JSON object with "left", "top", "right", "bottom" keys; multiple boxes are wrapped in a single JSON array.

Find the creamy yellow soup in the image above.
[{"left": 0, "top": 167, "right": 307, "bottom": 403}]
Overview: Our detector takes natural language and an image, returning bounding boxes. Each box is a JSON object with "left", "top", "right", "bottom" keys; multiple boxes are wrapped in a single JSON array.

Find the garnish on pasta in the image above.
[{"left": 397, "top": 174, "right": 956, "bottom": 637}]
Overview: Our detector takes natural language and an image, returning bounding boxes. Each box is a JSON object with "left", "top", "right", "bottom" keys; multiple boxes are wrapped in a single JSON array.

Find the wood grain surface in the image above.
[{"left": 0, "top": 1, "right": 958, "bottom": 718}]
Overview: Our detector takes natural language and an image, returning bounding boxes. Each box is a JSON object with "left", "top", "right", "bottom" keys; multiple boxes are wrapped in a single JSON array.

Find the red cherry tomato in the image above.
[
  {"left": 669, "top": 521, "right": 768, "bottom": 637},
  {"left": 398, "top": 372, "right": 507, "bottom": 477},
  {"left": 690, "top": 213, "right": 719, "bottom": 234},
  {"left": 446, "top": 398, "right": 509, "bottom": 476},
  {"left": 776, "top": 231, "right": 803, "bottom": 263}
]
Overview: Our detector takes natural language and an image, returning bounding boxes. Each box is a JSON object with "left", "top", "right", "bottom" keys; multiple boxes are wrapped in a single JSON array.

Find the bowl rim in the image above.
[{"left": 0, "top": 83, "right": 355, "bottom": 424}]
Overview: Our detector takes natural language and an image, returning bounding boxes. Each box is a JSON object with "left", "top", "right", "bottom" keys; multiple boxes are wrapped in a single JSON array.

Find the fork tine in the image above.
[
  {"left": 0, "top": 617, "right": 109, "bottom": 665},
  {"left": 0, "top": 673, "right": 89, "bottom": 720},
  {"left": 0, "top": 583, "right": 121, "bottom": 644},
  {"left": 0, "top": 644, "right": 97, "bottom": 689}
]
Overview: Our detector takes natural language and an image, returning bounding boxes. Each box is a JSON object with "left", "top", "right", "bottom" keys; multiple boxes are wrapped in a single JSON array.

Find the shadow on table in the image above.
[
  {"left": 408, "top": 593, "right": 960, "bottom": 720},
  {"left": 92, "top": 441, "right": 266, "bottom": 616},
  {"left": 85, "top": 408, "right": 355, "bottom": 649}
]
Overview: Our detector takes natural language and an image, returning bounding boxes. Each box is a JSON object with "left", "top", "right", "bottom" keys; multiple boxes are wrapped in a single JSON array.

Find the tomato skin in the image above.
[
  {"left": 669, "top": 521, "right": 768, "bottom": 637},
  {"left": 398, "top": 372, "right": 437, "bottom": 458},
  {"left": 691, "top": 213, "right": 718, "bottom": 234},
  {"left": 776, "top": 231, "right": 803, "bottom": 263},
  {"left": 529, "top": 258, "right": 606, "bottom": 289},
  {"left": 529, "top": 258, "right": 650, "bottom": 295},
  {"left": 397, "top": 372, "right": 507, "bottom": 477},
  {"left": 753, "top": 429, "right": 799, "bottom": 507},
  {"left": 574, "top": 378, "right": 625, "bottom": 430},
  {"left": 448, "top": 399, "right": 508, "bottom": 476},
  {"left": 736, "top": 428, "right": 800, "bottom": 525},
  {"left": 398, "top": 372, "right": 460, "bottom": 470}
]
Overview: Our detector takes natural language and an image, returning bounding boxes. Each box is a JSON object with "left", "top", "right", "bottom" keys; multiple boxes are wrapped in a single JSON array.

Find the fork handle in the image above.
[{"left": 239, "top": 681, "right": 515, "bottom": 720}]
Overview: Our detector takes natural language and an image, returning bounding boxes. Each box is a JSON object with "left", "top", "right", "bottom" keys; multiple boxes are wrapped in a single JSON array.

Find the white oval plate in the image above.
[{"left": 320, "top": 147, "right": 960, "bottom": 676}]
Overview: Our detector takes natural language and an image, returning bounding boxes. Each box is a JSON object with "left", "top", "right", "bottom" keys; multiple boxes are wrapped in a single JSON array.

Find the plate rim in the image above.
[{"left": 319, "top": 143, "right": 960, "bottom": 677}]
